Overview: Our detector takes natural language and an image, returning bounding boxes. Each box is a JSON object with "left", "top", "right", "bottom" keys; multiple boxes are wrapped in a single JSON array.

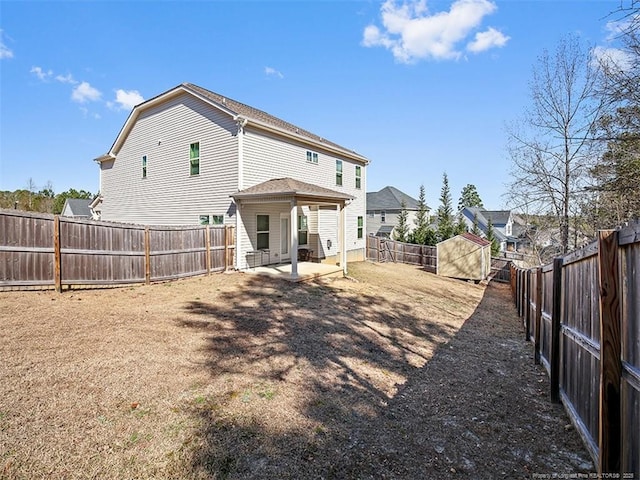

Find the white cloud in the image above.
[
  {"left": 362, "top": 0, "right": 508, "bottom": 63},
  {"left": 31, "top": 66, "right": 53, "bottom": 81},
  {"left": 265, "top": 66, "right": 284, "bottom": 79},
  {"left": 71, "top": 81, "right": 102, "bottom": 103},
  {"left": 592, "top": 45, "right": 633, "bottom": 72},
  {"left": 55, "top": 73, "right": 77, "bottom": 84},
  {"left": 112, "top": 89, "right": 144, "bottom": 110},
  {"left": 0, "top": 30, "right": 13, "bottom": 59},
  {"left": 467, "top": 27, "right": 509, "bottom": 53}
]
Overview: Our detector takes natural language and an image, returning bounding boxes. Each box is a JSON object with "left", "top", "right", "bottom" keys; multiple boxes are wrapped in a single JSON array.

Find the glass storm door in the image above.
[{"left": 280, "top": 215, "right": 290, "bottom": 260}]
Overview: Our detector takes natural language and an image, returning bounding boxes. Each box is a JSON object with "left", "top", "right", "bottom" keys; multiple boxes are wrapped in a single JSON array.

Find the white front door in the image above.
[{"left": 280, "top": 215, "right": 290, "bottom": 260}]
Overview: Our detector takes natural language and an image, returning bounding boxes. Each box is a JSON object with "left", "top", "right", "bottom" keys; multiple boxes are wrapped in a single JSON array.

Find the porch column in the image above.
[
  {"left": 235, "top": 200, "right": 243, "bottom": 270},
  {"left": 290, "top": 199, "right": 299, "bottom": 279},
  {"left": 340, "top": 202, "right": 347, "bottom": 275}
]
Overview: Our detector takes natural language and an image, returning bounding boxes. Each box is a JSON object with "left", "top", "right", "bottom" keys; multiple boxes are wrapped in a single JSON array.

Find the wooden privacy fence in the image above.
[
  {"left": 366, "top": 235, "right": 437, "bottom": 273},
  {"left": 366, "top": 235, "right": 512, "bottom": 282},
  {"left": 0, "top": 209, "right": 235, "bottom": 291},
  {"left": 511, "top": 224, "right": 640, "bottom": 476}
]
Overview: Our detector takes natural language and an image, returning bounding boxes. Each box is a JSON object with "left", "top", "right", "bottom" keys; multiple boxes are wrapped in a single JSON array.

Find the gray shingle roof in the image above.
[
  {"left": 461, "top": 207, "right": 508, "bottom": 242},
  {"left": 366, "top": 186, "right": 421, "bottom": 211},
  {"left": 184, "top": 83, "right": 366, "bottom": 162},
  {"left": 232, "top": 178, "right": 353, "bottom": 201},
  {"left": 62, "top": 198, "right": 92, "bottom": 217}
]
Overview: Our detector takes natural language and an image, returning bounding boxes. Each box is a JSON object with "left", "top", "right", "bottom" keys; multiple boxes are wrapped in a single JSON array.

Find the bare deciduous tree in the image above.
[{"left": 506, "top": 34, "right": 606, "bottom": 254}]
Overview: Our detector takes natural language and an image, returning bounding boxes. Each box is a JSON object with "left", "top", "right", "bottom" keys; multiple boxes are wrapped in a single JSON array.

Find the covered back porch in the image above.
[{"left": 232, "top": 178, "right": 353, "bottom": 280}]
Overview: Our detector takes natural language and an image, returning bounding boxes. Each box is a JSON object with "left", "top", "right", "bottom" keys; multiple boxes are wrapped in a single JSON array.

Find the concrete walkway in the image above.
[{"left": 244, "top": 262, "right": 344, "bottom": 282}]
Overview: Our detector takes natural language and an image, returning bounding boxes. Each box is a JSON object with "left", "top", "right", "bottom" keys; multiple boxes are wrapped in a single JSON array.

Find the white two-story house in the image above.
[{"left": 94, "top": 83, "right": 369, "bottom": 276}]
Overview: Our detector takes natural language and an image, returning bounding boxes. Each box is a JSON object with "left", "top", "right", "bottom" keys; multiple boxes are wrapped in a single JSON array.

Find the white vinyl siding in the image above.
[
  {"left": 241, "top": 127, "right": 366, "bottom": 258},
  {"left": 100, "top": 92, "right": 238, "bottom": 225}
]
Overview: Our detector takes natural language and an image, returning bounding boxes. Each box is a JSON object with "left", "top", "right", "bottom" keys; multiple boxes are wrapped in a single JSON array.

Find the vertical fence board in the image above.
[
  {"left": 620, "top": 237, "right": 640, "bottom": 474},
  {"left": 597, "top": 230, "right": 622, "bottom": 474},
  {"left": 550, "top": 257, "right": 563, "bottom": 403}
]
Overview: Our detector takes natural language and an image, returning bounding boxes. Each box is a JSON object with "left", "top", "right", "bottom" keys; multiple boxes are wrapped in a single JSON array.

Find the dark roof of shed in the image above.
[
  {"left": 460, "top": 232, "right": 491, "bottom": 247},
  {"left": 366, "top": 186, "right": 421, "bottom": 211},
  {"left": 231, "top": 177, "right": 353, "bottom": 202}
]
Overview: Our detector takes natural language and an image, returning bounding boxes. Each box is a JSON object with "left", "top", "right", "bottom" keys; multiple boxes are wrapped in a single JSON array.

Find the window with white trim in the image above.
[
  {"left": 306, "top": 151, "right": 318, "bottom": 164},
  {"left": 336, "top": 160, "right": 343, "bottom": 186},
  {"left": 190, "top": 142, "right": 200, "bottom": 175},
  {"left": 298, "top": 215, "right": 308, "bottom": 245},
  {"left": 257, "top": 214, "right": 269, "bottom": 250},
  {"left": 357, "top": 216, "right": 363, "bottom": 239},
  {"left": 355, "top": 165, "right": 361, "bottom": 189},
  {"left": 142, "top": 155, "right": 147, "bottom": 178}
]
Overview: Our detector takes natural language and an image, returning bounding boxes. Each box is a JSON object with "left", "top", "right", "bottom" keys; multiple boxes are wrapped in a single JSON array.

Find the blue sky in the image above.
[{"left": 0, "top": 0, "right": 628, "bottom": 210}]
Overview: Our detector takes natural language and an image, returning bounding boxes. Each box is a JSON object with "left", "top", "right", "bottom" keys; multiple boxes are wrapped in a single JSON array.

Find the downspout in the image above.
[
  {"left": 234, "top": 117, "right": 247, "bottom": 270},
  {"left": 235, "top": 116, "right": 247, "bottom": 190},
  {"left": 340, "top": 201, "right": 348, "bottom": 276},
  {"left": 290, "top": 200, "right": 299, "bottom": 279}
]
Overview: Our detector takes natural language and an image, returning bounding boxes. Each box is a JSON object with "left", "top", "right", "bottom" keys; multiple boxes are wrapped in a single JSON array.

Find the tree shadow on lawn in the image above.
[{"left": 172, "top": 275, "right": 588, "bottom": 479}]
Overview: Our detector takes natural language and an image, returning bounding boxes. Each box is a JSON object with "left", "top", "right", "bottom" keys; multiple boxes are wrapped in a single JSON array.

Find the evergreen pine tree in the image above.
[
  {"left": 486, "top": 218, "right": 501, "bottom": 256},
  {"left": 393, "top": 200, "right": 410, "bottom": 243},
  {"left": 471, "top": 212, "right": 481, "bottom": 236},
  {"left": 436, "top": 173, "right": 454, "bottom": 242},
  {"left": 412, "top": 184, "right": 430, "bottom": 244}
]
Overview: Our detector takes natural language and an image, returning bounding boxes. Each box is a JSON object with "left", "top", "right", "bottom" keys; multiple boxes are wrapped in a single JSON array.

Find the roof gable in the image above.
[
  {"left": 232, "top": 177, "right": 353, "bottom": 202},
  {"left": 97, "top": 83, "right": 368, "bottom": 165},
  {"left": 62, "top": 198, "right": 91, "bottom": 217},
  {"left": 367, "top": 186, "right": 420, "bottom": 211}
]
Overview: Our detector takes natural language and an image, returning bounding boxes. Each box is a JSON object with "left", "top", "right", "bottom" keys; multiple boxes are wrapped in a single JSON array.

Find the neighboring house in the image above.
[
  {"left": 366, "top": 186, "right": 424, "bottom": 238},
  {"left": 93, "top": 83, "right": 369, "bottom": 276},
  {"left": 61, "top": 198, "right": 92, "bottom": 219},
  {"left": 459, "top": 207, "right": 519, "bottom": 251}
]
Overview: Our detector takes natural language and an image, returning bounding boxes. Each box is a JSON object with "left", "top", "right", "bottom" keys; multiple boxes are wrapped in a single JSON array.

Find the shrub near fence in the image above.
[
  {"left": 511, "top": 224, "right": 640, "bottom": 476},
  {"left": 0, "top": 209, "right": 235, "bottom": 291}
]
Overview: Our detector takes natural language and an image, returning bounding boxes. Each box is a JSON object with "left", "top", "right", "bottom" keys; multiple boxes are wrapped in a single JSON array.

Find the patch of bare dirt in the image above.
[{"left": 0, "top": 261, "right": 592, "bottom": 479}]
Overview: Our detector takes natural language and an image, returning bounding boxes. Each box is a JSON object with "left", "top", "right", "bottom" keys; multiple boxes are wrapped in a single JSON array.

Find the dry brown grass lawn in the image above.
[{"left": 0, "top": 261, "right": 591, "bottom": 479}]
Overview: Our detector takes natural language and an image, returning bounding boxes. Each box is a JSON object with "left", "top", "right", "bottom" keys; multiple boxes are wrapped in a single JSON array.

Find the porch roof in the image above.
[{"left": 231, "top": 178, "right": 354, "bottom": 203}]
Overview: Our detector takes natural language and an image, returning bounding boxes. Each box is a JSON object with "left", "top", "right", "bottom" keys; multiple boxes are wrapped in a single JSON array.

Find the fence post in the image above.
[
  {"left": 534, "top": 267, "right": 543, "bottom": 365},
  {"left": 597, "top": 229, "right": 621, "bottom": 475},
  {"left": 205, "top": 226, "right": 211, "bottom": 275},
  {"left": 144, "top": 227, "right": 151, "bottom": 285},
  {"left": 525, "top": 269, "right": 531, "bottom": 341},
  {"left": 54, "top": 215, "right": 62, "bottom": 293},
  {"left": 550, "top": 257, "right": 563, "bottom": 403}
]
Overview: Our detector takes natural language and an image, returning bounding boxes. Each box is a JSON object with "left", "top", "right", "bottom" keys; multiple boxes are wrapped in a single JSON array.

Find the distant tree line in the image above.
[{"left": 0, "top": 178, "right": 93, "bottom": 214}]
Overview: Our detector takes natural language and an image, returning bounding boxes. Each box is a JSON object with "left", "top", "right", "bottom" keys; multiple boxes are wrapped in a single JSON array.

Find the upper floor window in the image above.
[
  {"left": 190, "top": 142, "right": 200, "bottom": 176},
  {"left": 381, "top": 211, "right": 386, "bottom": 223},
  {"left": 142, "top": 155, "right": 147, "bottom": 178},
  {"left": 306, "top": 151, "right": 318, "bottom": 164},
  {"left": 336, "top": 160, "right": 343, "bottom": 186},
  {"left": 355, "top": 165, "right": 361, "bottom": 189}
]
